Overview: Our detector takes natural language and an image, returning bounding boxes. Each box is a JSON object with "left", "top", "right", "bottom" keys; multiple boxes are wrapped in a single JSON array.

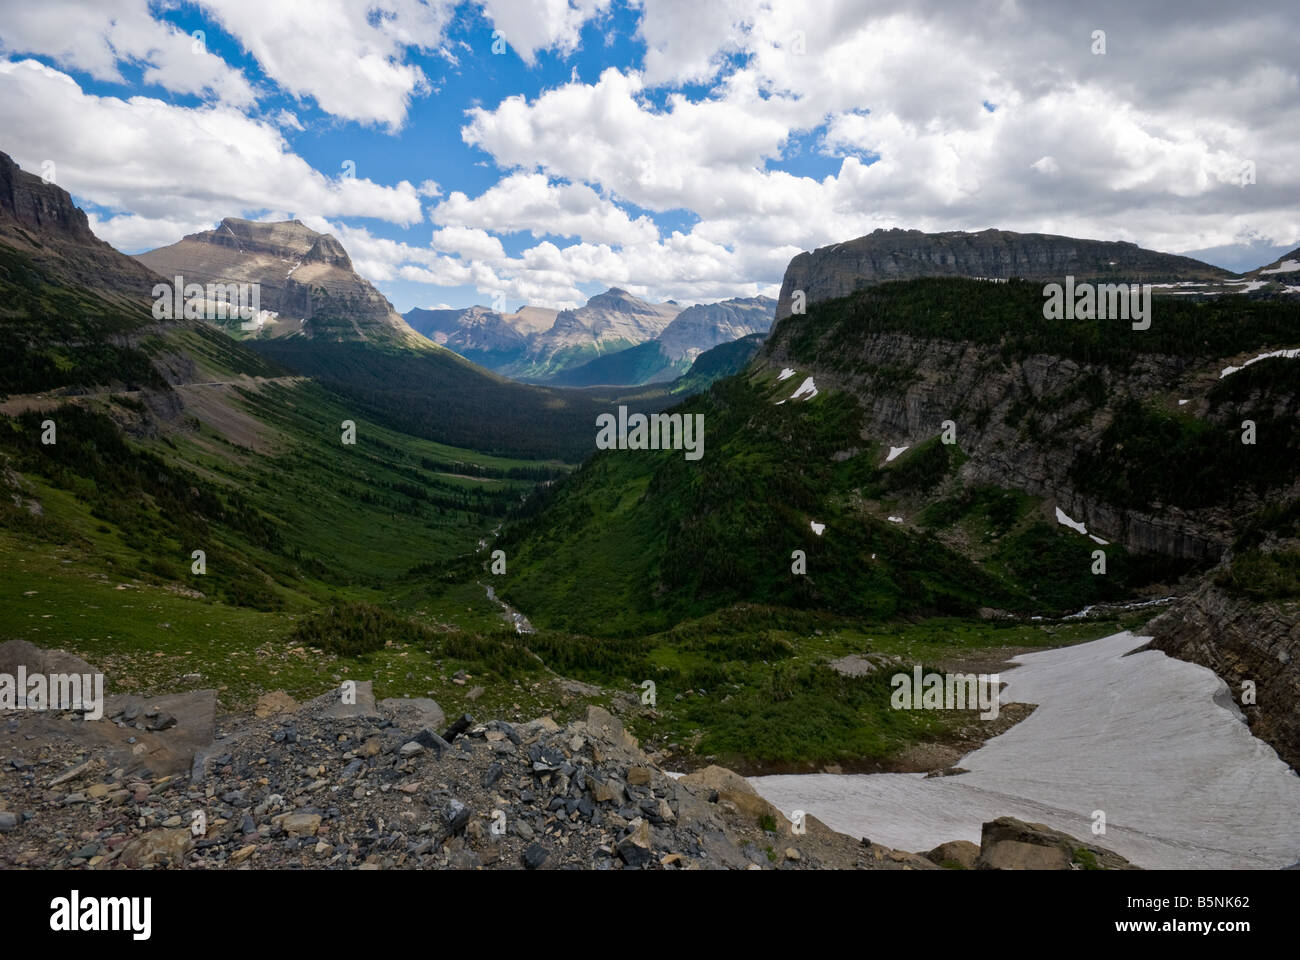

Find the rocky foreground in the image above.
[{"left": 0, "top": 641, "right": 1131, "bottom": 870}]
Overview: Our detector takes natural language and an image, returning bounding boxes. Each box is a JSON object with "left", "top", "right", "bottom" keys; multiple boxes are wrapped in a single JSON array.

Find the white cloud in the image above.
[
  {"left": 433, "top": 172, "right": 660, "bottom": 246},
  {"left": 431, "top": 225, "right": 507, "bottom": 260},
  {"left": 0, "top": 0, "right": 257, "bottom": 106},
  {"left": 478, "top": 0, "right": 611, "bottom": 65},
  {"left": 0, "top": 59, "right": 425, "bottom": 252},
  {"left": 195, "top": 0, "right": 460, "bottom": 131}
]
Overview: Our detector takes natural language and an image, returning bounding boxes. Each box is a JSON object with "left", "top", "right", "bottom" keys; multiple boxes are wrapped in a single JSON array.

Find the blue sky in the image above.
[{"left": 1, "top": 0, "right": 1295, "bottom": 313}]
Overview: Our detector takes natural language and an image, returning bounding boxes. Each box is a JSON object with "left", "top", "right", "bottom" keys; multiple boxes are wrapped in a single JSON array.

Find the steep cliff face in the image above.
[
  {"left": 760, "top": 274, "right": 1300, "bottom": 564},
  {"left": 135, "top": 218, "right": 421, "bottom": 345},
  {"left": 1146, "top": 581, "right": 1300, "bottom": 769},
  {"left": 0, "top": 152, "right": 161, "bottom": 297},
  {"left": 775, "top": 228, "right": 1234, "bottom": 320},
  {"left": 763, "top": 330, "right": 1253, "bottom": 560}
]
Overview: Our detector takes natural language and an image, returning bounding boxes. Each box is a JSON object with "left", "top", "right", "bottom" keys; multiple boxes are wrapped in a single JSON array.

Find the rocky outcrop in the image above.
[
  {"left": 776, "top": 227, "right": 1233, "bottom": 320},
  {"left": 973, "top": 817, "right": 1135, "bottom": 870},
  {"left": 1146, "top": 580, "right": 1300, "bottom": 770}
]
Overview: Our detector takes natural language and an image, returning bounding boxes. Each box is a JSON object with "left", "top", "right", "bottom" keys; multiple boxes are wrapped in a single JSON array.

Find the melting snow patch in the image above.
[
  {"left": 1261, "top": 259, "right": 1300, "bottom": 274},
  {"left": 1220, "top": 348, "right": 1300, "bottom": 379},
  {"left": 790, "top": 376, "right": 818, "bottom": 401},
  {"left": 810, "top": 521, "right": 825, "bottom": 536},
  {"left": 750, "top": 630, "right": 1300, "bottom": 868},
  {"left": 1177, "top": 399, "right": 1189, "bottom": 406},
  {"left": 1089, "top": 534, "right": 1109, "bottom": 545},
  {"left": 885, "top": 445, "right": 909, "bottom": 463},
  {"left": 1055, "top": 507, "right": 1088, "bottom": 535},
  {"left": 778, "top": 368, "right": 797, "bottom": 382},
  {"left": 887, "top": 516, "right": 904, "bottom": 524}
]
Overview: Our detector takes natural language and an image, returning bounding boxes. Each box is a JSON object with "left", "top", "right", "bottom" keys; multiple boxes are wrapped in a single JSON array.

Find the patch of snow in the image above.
[
  {"left": 1260, "top": 259, "right": 1300, "bottom": 274},
  {"left": 778, "top": 367, "right": 797, "bottom": 381},
  {"left": 1089, "top": 534, "right": 1109, "bottom": 545},
  {"left": 790, "top": 376, "right": 818, "bottom": 401},
  {"left": 1054, "top": 506, "right": 1088, "bottom": 535},
  {"left": 1231, "top": 280, "right": 1267, "bottom": 294},
  {"left": 810, "top": 521, "right": 825, "bottom": 536},
  {"left": 1177, "top": 399, "right": 1189, "bottom": 406},
  {"left": 885, "top": 445, "right": 909, "bottom": 463},
  {"left": 750, "top": 630, "right": 1300, "bottom": 868},
  {"left": 1220, "top": 348, "right": 1300, "bottom": 379},
  {"left": 887, "top": 516, "right": 904, "bottom": 523}
]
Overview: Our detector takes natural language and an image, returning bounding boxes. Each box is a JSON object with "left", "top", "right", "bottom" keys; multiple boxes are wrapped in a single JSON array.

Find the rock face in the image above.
[
  {"left": 762, "top": 327, "right": 1234, "bottom": 561},
  {"left": 135, "top": 217, "right": 421, "bottom": 345},
  {"left": 1147, "top": 581, "right": 1300, "bottom": 770},
  {"left": 775, "top": 227, "right": 1233, "bottom": 320}
]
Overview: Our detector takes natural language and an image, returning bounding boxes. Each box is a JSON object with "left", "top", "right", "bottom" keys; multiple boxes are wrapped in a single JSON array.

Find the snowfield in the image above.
[
  {"left": 789, "top": 376, "right": 819, "bottom": 401},
  {"left": 1220, "top": 348, "right": 1300, "bottom": 379},
  {"left": 885, "top": 445, "right": 908, "bottom": 463},
  {"left": 1054, "top": 506, "right": 1087, "bottom": 534},
  {"left": 1261, "top": 259, "right": 1299, "bottom": 274},
  {"left": 751, "top": 631, "right": 1300, "bottom": 868}
]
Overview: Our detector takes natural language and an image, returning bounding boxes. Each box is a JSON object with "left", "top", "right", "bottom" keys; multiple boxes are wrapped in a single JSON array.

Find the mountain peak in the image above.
[{"left": 135, "top": 215, "right": 417, "bottom": 344}]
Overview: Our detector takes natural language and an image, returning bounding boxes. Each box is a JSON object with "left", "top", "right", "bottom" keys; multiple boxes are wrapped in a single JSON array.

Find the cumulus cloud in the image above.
[
  {"left": 0, "top": 59, "right": 425, "bottom": 252},
  {"left": 433, "top": 172, "right": 660, "bottom": 246},
  {"left": 478, "top": 0, "right": 612, "bottom": 65},
  {"left": 196, "top": 0, "right": 459, "bottom": 131},
  {"left": 4, "top": 0, "right": 1297, "bottom": 309},
  {"left": 0, "top": 0, "right": 257, "bottom": 106}
]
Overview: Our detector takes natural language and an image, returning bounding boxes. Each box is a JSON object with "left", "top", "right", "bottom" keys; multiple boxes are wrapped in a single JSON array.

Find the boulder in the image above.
[{"left": 975, "top": 817, "right": 1135, "bottom": 870}]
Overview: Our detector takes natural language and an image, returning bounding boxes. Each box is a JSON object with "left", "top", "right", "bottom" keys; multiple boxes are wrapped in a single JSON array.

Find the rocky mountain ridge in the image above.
[
  {"left": 775, "top": 227, "right": 1236, "bottom": 320},
  {"left": 135, "top": 218, "right": 423, "bottom": 346}
]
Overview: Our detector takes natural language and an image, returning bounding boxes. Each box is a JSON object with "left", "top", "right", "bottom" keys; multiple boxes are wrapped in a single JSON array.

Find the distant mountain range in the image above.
[{"left": 404, "top": 290, "right": 776, "bottom": 386}]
